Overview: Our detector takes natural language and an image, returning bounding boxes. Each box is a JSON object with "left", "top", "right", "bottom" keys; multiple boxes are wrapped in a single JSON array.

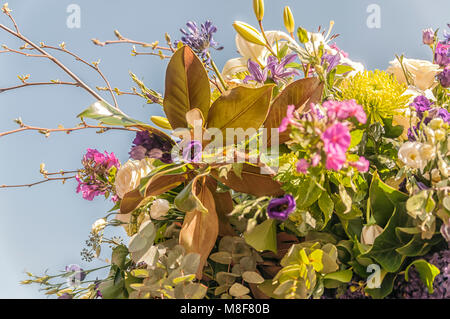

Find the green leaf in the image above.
[
  {"left": 365, "top": 272, "right": 397, "bottom": 299},
  {"left": 349, "top": 129, "right": 364, "bottom": 148},
  {"left": 244, "top": 219, "right": 277, "bottom": 253},
  {"left": 173, "top": 274, "right": 196, "bottom": 285},
  {"left": 369, "top": 171, "right": 408, "bottom": 227},
  {"left": 163, "top": 45, "right": 211, "bottom": 129},
  {"left": 296, "top": 177, "right": 322, "bottom": 209},
  {"left": 335, "top": 64, "right": 355, "bottom": 75},
  {"left": 323, "top": 269, "right": 353, "bottom": 283},
  {"left": 405, "top": 259, "right": 440, "bottom": 294},
  {"left": 130, "top": 269, "right": 150, "bottom": 279},
  {"left": 318, "top": 192, "right": 334, "bottom": 228},
  {"left": 209, "top": 251, "right": 233, "bottom": 265},
  {"left": 111, "top": 245, "right": 129, "bottom": 269},
  {"left": 229, "top": 283, "right": 250, "bottom": 297},
  {"left": 242, "top": 271, "right": 265, "bottom": 284},
  {"left": 206, "top": 85, "right": 274, "bottom": 143},
  {"left": 174, "top": 179, "right": 208, "bottom": 213}
]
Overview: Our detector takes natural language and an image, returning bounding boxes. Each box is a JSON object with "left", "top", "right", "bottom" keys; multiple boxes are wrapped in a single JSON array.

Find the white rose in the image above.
[
  {"left": 361, "top": 225, "right": 384, "bottom": 245},
  {"left": 114, "top": 158, "right": 153, "bottom": 199},
  {"left": 398, "top": 142, "right": 427, "bottom": 170},
  {"left": 91, "top": 218, "right": 107, "bottom": 234},
  {"left": 387, "top": 58, "right": 440, "bottom": 91},
  {"left": 150, "top": 199, "right": 170, "bottom": 220}
]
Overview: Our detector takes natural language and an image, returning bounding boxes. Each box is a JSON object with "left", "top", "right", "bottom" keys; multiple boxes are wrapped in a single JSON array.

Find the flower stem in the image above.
[
  {"left": 208, "top": 53, "right": 228, "bottom": 91},
  {"left": 258, "top": 21, "right": 278, "bottom": 59}
]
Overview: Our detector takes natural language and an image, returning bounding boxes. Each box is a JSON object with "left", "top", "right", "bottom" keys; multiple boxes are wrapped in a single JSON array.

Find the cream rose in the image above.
[
  {"left": 398, "top": 142, "right": 427, "bottom": 170},
  {"left": 387, "top": 58, "right": 440, "bottom": 91},
  {"left": 150, "top": 199, "right": 170, "bottom": 220},
  {"left": 114, "top": 158, "right": 153, "bottom": 199}
]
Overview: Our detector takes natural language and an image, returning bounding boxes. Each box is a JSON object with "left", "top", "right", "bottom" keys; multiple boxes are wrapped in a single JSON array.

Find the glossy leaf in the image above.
[
  {"left": 244, "top": 219, "right": 277, "bottom": 253},
  {"left": 163, "top": 46, "right": 211, "bottom": 129},
  {"left": 405, "top": 259, "right": 440, "bottom": 294}
]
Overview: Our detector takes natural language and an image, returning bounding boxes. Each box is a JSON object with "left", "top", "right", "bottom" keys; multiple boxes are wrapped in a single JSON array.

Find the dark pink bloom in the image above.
[
  {"left": 311, "top": 154, "right": 321, "bottom": 167},
  {"left": 325, "top": 150, "right": 347, "bottom": 171},
  {"left": 321, "top": 123, "right": 351, "bottom": 171},
  {"left": 330, "top": 43, "right": 349, "bottom": 58},
  {"left": 435, "top": 42, "right": 450, "bottom": 66},
  {"left": 349, "top": 156, "right": 370, "bottom": 173}
]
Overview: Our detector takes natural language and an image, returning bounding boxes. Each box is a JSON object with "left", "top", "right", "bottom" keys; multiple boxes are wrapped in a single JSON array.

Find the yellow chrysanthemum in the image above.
[{"left": 339, "top": 70, "right": 411, "bottom": 123}]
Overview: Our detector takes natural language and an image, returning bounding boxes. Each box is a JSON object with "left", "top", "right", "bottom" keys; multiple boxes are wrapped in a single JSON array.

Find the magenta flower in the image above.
[
  {"left": 311, "top": 154, "right": 321, "bottom": 167},
  {"left": 325, "top": 150, "right": 347, "bottom": 171},
  {"left": 279, "top": 104, "right": 296, "bottom": 132},
  {"left": 329, "top": 43, "right": 349, "bottom": 58},
  {"left": 296, "top": 159, "right": 309, "bottom": 173},
  {"left": 324, "top": 100, "right": 367, "bottom": 124},
  {"left": 349, "top": 156, "right": 370, "bottom": 173},
  {"left": 435, "top": 42, "right": 450, "bottom": 66},
  {"left": 76, "top": 149, "right": 120, "bottom": 201}
]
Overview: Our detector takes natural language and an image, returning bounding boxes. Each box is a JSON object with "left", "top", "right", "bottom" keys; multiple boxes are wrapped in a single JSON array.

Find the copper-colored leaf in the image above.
[
  {"left": 264, "top": 77, "right": 323, "bottom": 145},
  {"left": 120, "top": 189, "right": 144, "bottom": 214},
  {"left": 179, "top": 180, "right": 219, "bottom": 279},
  {"left": 205, "top": 177, "right": 236, "bottom": 237},
  {"left": 206, "top": 85, "right": 274, "bottom": 143},
  {"left": 212, "top": 164, "right": 284, "bottom": 197},
  {"left": 145, "top": 173, "right": 187, "bottom": 197},
  {"left": 163, "top": 46, "right": 211, "bottom": 129}
]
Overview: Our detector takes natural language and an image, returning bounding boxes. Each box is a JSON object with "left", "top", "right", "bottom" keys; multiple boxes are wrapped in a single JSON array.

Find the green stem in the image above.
[
  {"left": 258, "top": 20, "right": 279, "bottom": 59},
  {"left": 208, "top": 53, "right": 228, "bottom": 91}
]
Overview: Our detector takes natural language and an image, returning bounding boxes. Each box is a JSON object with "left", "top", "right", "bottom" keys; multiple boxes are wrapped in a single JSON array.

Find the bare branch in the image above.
[
  {"left": 0, "top": 176, "right": 76, "bottom": 189},
  {"left": 0, "top": 81, "right": 80, "bottom": 93},
  {"left": 92, "top": 30, "right": 172, "bottom": 51}
]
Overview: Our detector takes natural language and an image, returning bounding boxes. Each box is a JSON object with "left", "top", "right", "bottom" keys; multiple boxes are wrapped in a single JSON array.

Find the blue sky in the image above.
[{"left": 0, "top": 0, "right": 448, "bottom": 298}]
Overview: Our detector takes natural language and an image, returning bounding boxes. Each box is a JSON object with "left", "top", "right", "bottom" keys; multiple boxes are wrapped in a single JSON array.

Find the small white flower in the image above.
[
  {"left": 150, "top": 199, "right": 170, "bottom": 220},
  {"left": 419, "top": 143, "right": 435, "bottom": 161},
  {"left": 92, "top": 218, "right": 107, "bottom": 234},
  {"left": 398, "top": 142, "right": 427, "bottom": 170}
]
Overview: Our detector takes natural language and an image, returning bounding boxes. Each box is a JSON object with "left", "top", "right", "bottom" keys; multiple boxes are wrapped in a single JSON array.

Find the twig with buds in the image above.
[
  {"left": 0, "top": 175, "right": 77, "bottom": 189},
  {"left": 0, "top": 80, "right": 80, "bottom": 93}
]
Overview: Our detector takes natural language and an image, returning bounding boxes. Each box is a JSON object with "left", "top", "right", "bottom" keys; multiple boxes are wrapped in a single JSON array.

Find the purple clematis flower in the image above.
[
  {"left": 321, "top": 52, "right": 341, "bottom": 72},
  {"left": 244, "top": 59, "right": 268, "bottom": 84},
  {"left": 267, "top": 194, "right": 296, "bottom": 220},
  {"left": 266, "top": 54, "right": 300, "bottom": 84},
  {"left": 176, "top": 20, "right": 223, "bottom": 63}
]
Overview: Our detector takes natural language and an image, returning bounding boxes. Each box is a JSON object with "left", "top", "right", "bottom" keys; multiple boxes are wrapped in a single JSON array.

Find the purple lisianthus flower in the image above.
[
  {"left": 267, "top": 194, "right": 296, "bottom": 220},
  {"left": 176, "top": 20, "right": 223, "bottom": 63},
  {"left": 182, "top": 140, "right": 203, "bottom": 163},
  {"left": 266, "top": 54, "right": 300, "bottom": 84},
  {"left": 428, "top": 107, "right": 450, "bottom": 123},
  {"left": 422, "top": 28, "right": 435, "bottom": 45},
  {"left": 438, "top": 67, "right": 450, "bottom": 88},
  {"left": 435, "top": 42, "right": 450, "bottom": 66},
  {"left": 411, "top": 96, "right": 433, "bottom": 115},
  {"left": 244, "top": 59, "right": 268, "bottom": 84},
  {"left": 58, "top": 293, "right": 73, "bottom": 300},
  {"left": 130, "top": 131, "right": 173, "bottom": 164}
]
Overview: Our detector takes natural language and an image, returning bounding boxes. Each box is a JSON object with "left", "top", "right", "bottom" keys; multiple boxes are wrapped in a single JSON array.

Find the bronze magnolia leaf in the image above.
[
  {"left": 212, "top": 163, "right": 284, "bottom": 197},
  {"left": 163, "top": 46, "right": 211, "bottom": 130},
  {"left": 264, "top": 77, "right": 323, "bottom": 145},
  {"left": 205, "top": 177, "right": 236, "bottom": 237},
  {"left": 179, "top": 178, "right": 219, "bottom": 279},
  {"left": 206, "top": 85, "right": 274, "bottom": 143},
  {"left": 120, "top": 188, "right": 144, "bottom": 215}
]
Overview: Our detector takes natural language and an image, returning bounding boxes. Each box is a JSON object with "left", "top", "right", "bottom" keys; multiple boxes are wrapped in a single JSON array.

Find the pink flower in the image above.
[
  {"left": 324, "top": 100, "right": 367, "bottom": 124},
  {"left": 350, "top": 156, "right": 370, "bottom": 173},
  {"left": 325, "top": 150, "right": 347, "bottom": 171},
  {"left": 329, "top": 43, "right": 349, "bottom": 58},
  {"left": 296, "top": 159, "right": 310, "bottom": 173},
  {"left": 279, "top": 104, "right": 296, "bottom": 132},
  {"left": 311, "top": 154, "right": 321, "bottom": 167},
  {"left": 321, "top": 123, "right": 351, "bottom": 171}
]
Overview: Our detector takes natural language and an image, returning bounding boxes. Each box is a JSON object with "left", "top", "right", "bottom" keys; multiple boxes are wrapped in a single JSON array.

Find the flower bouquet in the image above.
[{"left": 1, "top": 1, "right": 449, "bottom": 299}]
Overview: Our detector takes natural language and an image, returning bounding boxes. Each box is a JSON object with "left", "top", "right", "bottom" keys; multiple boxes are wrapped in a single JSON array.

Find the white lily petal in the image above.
[{"left": 222, "top": 57, "right": 248, "bottom": 80}]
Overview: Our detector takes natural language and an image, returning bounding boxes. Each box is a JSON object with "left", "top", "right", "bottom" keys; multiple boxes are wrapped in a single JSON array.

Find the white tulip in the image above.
[
  {"left": 150, "top": 199, "right": 170, "bottom": 220},
  {"left": 114, "top": 158, "right": 153, "bottom": 199}
]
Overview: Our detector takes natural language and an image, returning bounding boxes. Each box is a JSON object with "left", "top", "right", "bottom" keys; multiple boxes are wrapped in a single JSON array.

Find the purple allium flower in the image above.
[
  {"left": 435, "top": 42, "right": 450, "bottom": 66},
  {"left": 176, "top": 20, "right": 223, "bottom": 63},
  {"left": 244, "top": 59, "right": 268, "bottom": 84},
  {"left": 438, "top": 67, "right": 450, "bottom": 88},
  {"left": 130, "top": 131, "right": 173, "bottom": 164},
  {"left": 321, "top": 52, "right": 341, "bottom": 72},
  {"left": 267, "top": 194, "right": 296, "bottom": 220},
  {"left": 391, "top": 249, "right": 450, "bottom": 299},
  {"left": 266, "top": 54, "right": 300, "bottom": 84},
  {"left": 76, "top": 149, "right": 120, "bottom": 201},
  {"left": 422, "top": 28, "right": 435, "bottom": 45},
  {"left": 181, "top": 140, "right": 203, "bottom": 163}
]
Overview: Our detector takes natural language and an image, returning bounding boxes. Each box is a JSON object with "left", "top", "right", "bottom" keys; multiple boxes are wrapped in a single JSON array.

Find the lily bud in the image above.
[
  {"left": 232, "top": 21, "right": 266, "bottom": 46},
  {"left": 283, "top": 6, "right": 295, "bottom": 34},
  {"left": 151, "top": 116, "right": 173, "bottom": 130},
  {"left": 253, "top": 0, "right": 264, "bottom": 22}
]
